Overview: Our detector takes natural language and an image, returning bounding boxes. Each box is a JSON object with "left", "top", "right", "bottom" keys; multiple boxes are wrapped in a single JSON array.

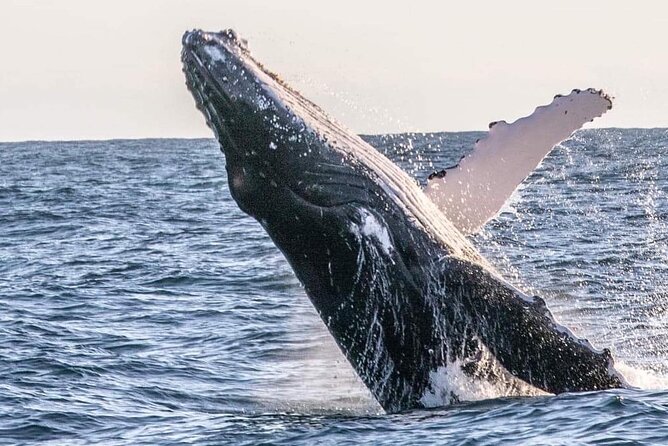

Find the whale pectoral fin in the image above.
[{"left": 424, "top": 89, "right": 613, "bottom": 235}]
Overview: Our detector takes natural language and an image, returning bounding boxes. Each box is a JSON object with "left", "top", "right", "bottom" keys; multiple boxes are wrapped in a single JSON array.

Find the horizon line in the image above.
[{"left": 1, "top": 126, "right": 666, "bottom": 145}]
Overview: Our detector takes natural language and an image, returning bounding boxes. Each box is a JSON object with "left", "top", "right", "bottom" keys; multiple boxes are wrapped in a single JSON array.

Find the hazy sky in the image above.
[{"left": 1, "top": 0, "right": 666, "bottom": 141}]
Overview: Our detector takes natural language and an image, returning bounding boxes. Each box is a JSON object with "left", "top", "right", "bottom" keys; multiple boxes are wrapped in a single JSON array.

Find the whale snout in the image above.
[
  {"left": 181, "top": 28, "right": 263, "bottom": 157},
  {"left": 182, "top": 29, "right": 247, "bottom": 53}
]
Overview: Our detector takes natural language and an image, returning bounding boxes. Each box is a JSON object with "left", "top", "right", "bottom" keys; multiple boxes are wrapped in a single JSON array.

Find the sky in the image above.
[{"left": 0, "top": 0, "right": 666, "bottom": 141}]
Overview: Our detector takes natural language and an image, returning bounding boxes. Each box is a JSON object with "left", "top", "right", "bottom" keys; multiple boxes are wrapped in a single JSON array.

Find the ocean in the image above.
[{"left": 1, "top": 129, "right": 668, "bottom": 445}]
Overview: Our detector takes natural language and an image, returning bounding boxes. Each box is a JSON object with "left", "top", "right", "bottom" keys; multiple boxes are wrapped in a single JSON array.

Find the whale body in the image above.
[{"left": 181, "top": 29, "right": 626, "bottom": 413}]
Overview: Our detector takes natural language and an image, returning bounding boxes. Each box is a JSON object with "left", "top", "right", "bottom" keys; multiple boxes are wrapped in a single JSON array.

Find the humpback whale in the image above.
[{"left": 181, "top": 29, "right": 627, "bottom": 413}]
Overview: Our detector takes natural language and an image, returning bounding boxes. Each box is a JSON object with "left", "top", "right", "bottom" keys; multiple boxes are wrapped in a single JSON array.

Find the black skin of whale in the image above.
[{"left": 181, "top": 29, "right": 625, "bottom": 413}]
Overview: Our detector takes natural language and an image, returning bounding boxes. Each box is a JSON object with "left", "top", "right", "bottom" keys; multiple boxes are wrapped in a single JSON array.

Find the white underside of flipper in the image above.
[{"left": 424, "top": 88, "right": 613, "bottom": 235}]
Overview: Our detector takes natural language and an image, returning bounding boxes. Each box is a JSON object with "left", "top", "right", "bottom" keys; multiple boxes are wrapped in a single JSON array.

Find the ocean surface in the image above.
[{"left": 2, "top": 129, "right": 668, "bottom": 445}]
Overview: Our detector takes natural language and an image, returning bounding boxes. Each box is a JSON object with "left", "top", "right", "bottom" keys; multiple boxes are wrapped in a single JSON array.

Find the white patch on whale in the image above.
[{"left": 350, "top": 208, "right": 393, "bottom": 255}]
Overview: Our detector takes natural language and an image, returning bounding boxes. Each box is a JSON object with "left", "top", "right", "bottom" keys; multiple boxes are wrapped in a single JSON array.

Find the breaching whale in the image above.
[{"left": 181, "top": 29, "right": 627, "bottom": 413}]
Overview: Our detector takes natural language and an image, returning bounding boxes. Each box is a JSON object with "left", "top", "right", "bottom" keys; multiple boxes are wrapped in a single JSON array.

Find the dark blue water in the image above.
[{"left": 2, "top": 129, "right": 668, "bottom": 445}]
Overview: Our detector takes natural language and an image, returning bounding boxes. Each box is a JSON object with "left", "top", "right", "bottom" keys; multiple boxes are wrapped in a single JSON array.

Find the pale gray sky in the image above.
[{"left": 0, "top": 0, "right": 666, "bottom": 141}]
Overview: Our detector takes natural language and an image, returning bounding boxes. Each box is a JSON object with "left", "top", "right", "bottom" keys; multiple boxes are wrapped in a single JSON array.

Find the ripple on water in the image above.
[{"left": 1, "top": 131, "right": 668, "bottom": 444}]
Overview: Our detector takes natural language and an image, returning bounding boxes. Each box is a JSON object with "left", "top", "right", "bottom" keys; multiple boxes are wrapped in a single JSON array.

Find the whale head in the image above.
[{"left": 182, "top": 29, "right": 374, "bottom": 220}]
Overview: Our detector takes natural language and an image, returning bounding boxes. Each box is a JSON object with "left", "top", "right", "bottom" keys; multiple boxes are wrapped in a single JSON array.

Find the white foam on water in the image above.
[
  {"left": 420, "top": 361, "right": 492, "bottom": 407},
  {"left": 615, "top": 361, "right": 668, "bottom": 390},
  {"left": 420, "top": 342, "right": 549, "bottom": 407}
]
